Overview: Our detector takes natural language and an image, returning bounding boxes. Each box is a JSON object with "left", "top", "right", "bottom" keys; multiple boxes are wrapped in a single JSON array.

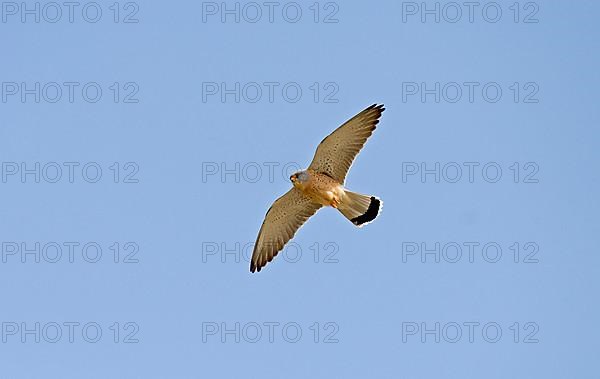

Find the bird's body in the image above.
[
  {"left": 291, "top": 169, "right": 345, "bottom": 208},
  {"left": 250, "top": 104, "right": 386, "bottom": 273}
]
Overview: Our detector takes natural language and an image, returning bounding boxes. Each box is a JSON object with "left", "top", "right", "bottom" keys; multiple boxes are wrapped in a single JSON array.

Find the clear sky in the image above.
[{"left": 1, "top": 1, "right": 599, "bottom": 378}]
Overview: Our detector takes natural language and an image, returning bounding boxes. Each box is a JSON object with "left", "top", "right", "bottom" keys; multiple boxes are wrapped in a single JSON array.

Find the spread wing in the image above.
[
  {"left": 308, "top": 104, "right": 384, "bottom": 184},
  {"left": 251, "top": 188, "right": 322, "bottom": 273}
]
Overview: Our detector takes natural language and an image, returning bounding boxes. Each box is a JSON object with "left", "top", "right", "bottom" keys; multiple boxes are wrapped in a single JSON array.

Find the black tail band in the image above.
[{"left": 350, "top": 197, "right": 380, "bottom": 226}]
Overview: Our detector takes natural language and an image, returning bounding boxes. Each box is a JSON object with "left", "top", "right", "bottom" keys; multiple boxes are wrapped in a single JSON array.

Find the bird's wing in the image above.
[
  {"left": 308, "top": 104, "right": 384, "bottom": 184},
  {"left": 251, "top": 188, "right": 322, "bottom": 273}
]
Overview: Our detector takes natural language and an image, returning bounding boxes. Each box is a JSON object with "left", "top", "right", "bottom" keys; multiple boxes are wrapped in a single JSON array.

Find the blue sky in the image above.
[{"left": 1, "top": 1, "right": 599, "bottom": 378}]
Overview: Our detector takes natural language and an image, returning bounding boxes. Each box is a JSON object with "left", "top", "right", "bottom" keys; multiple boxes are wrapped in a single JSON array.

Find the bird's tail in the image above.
[{"left": 337, "top": 190, "right": 382, "bottom": 227}]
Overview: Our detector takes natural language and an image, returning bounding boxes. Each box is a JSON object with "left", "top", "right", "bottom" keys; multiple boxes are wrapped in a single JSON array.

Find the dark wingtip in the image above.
[
  {"left": 350, "top": 197, "right": 381, "bottom": 226},
  {"left": 368, "top": 103, "right": 385, "bottom": 111}
]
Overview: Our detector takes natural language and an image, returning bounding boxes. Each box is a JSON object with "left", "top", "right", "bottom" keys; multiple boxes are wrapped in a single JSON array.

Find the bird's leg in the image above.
[{"left": 330, "top": 197, "right": 340, "bottom": 208}]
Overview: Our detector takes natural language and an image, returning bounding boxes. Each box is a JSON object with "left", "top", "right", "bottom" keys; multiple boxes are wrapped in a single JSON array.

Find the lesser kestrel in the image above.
[{"left": 250, "top": 104, "right": 385, "bottom": 273}]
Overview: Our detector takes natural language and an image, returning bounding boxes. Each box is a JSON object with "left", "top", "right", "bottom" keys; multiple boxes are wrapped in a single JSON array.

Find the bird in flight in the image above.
[{"left": 250, "top": 104, "right": 385, "bottom": 273}]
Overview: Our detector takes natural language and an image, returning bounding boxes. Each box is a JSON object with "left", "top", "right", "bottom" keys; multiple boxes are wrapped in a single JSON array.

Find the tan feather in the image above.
[
  {"left": 250, "top": 188, "right": 322, "bottom": 272},
  {"left": 308, "top": 104, "right": 385, "bottom": 184}
]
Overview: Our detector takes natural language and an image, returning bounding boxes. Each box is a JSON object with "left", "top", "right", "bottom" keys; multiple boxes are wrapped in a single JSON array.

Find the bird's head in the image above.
[{"left": 290, "top": 170, "right": 309, "bottom": 187}]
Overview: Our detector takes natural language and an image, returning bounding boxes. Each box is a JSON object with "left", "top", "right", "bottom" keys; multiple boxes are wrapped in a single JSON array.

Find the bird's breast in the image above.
[{"left": 302, "top": 173, "right": 344, "bottom": 207}]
